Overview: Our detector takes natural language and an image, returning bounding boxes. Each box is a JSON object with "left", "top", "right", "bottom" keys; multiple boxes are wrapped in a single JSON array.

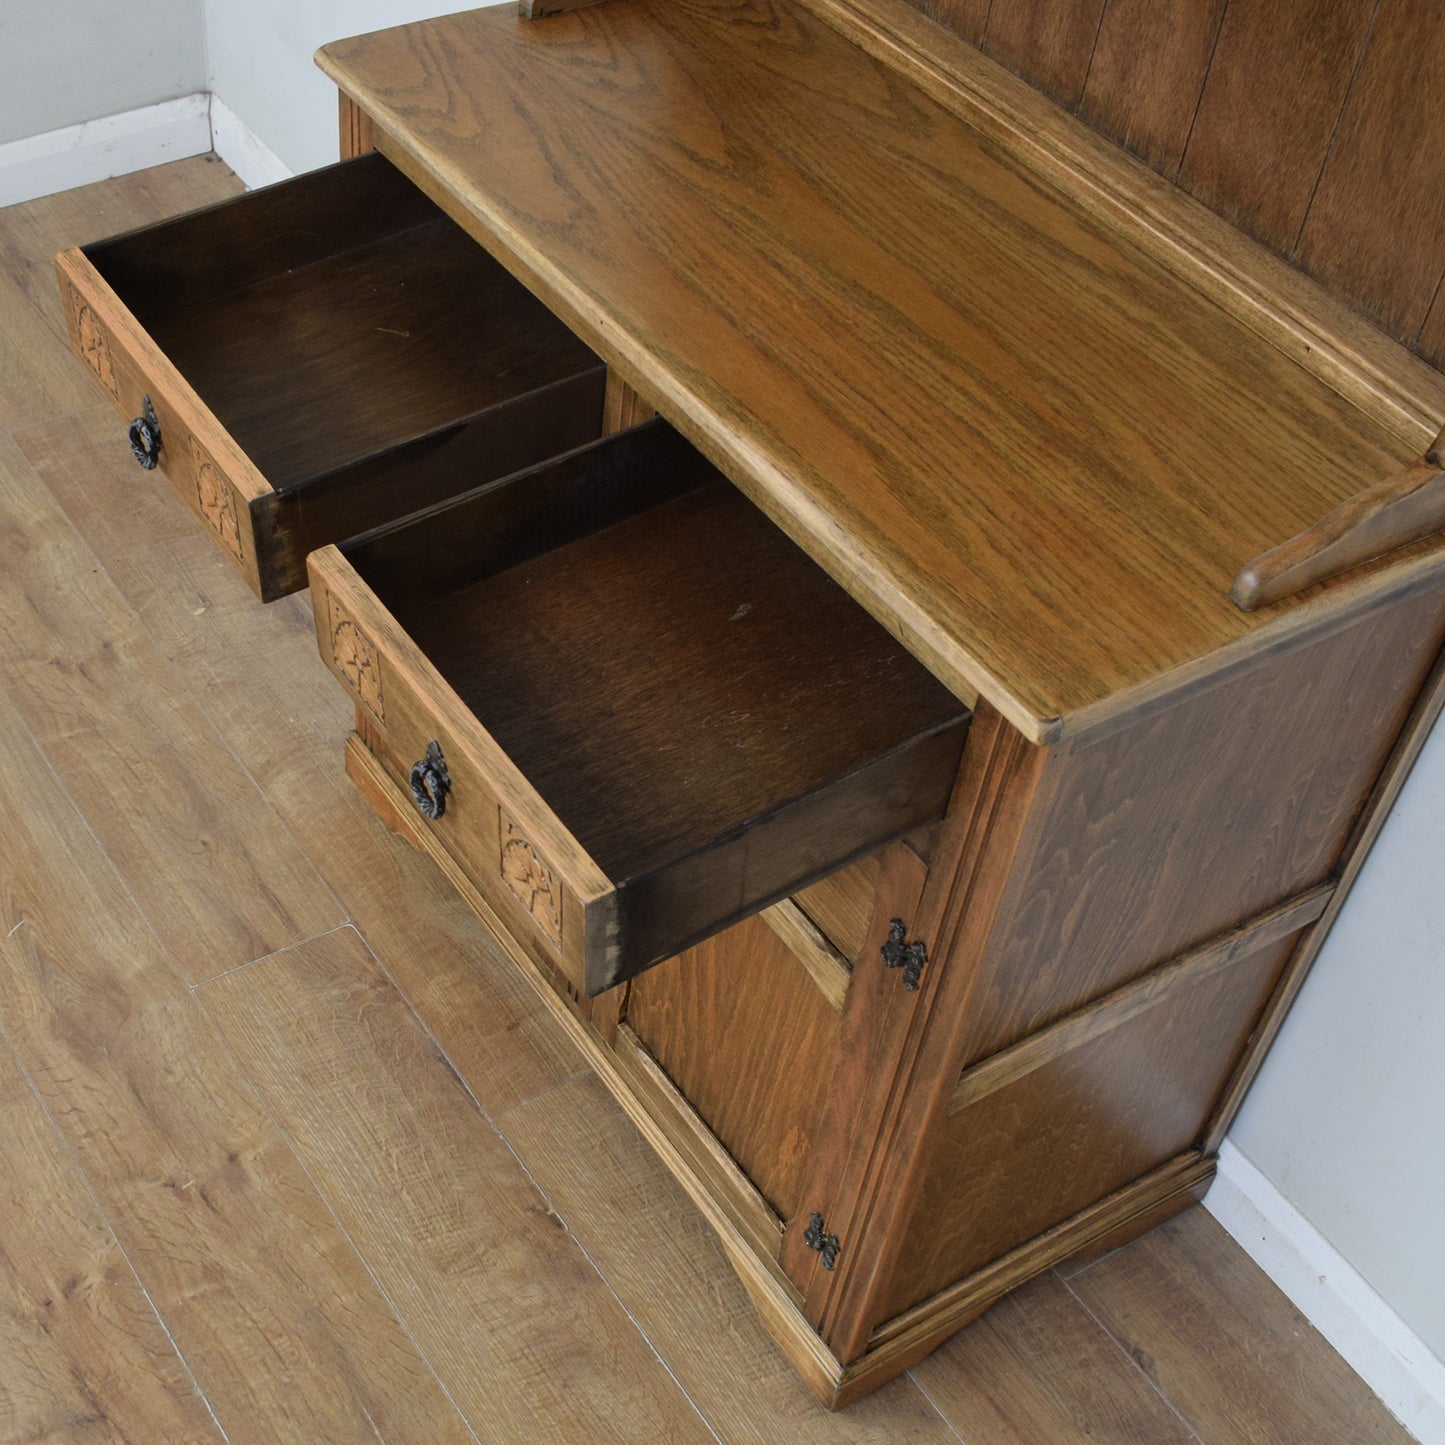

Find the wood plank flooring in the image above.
[{"left": 0, "top": 157, "right": 1417, "bottom": 1444}]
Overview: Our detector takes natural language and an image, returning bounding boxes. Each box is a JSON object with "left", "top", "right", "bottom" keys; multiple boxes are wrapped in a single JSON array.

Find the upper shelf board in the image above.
[{"left": 318, "top": 0, "right": 1441, "bottom": 742}]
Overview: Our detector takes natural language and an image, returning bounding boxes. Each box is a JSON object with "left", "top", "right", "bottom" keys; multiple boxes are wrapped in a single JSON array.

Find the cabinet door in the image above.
[{"left": 621, "top": 843, "right": 931, "bottom": 1300}]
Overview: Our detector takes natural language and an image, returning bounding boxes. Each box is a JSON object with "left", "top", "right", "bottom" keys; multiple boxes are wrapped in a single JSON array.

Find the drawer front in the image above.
[
  {"left": 311, "top": 425, "right": 970, "bottom": 997},
  {"left": 57, "top": 254, "right": 267, "bottom": 583},
  {"left": 310, "top": 545, "right": 610, "bottom": 988},
  {"left": 57, "top": 152, "right": 605, "bottom": 600}
]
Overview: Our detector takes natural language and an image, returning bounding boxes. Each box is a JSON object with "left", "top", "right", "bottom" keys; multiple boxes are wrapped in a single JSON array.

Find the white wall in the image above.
[
  {"left": 0, "top": 0, "right": 206, "bottom": 145},
  {"left": 1228, "top": 714, "right": 1445, "bottom": 1362},
  {"left": 202, "top": 1, "right": 467, "bottom": 177}
]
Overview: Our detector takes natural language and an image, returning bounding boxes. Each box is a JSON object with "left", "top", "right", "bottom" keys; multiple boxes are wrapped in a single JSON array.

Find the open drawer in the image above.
[
  {"left": 308, "top": 422, "right": 971, "bottom": 995},
  {"left": 56, "top": 152, "right": 606, "bottom": 600}
]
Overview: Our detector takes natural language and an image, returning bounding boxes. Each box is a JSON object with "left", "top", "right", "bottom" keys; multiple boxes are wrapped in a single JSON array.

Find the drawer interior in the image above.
[
  {"left": 344, "top": 423, "right": 970, "bottom": 985},
  {"left": 81, "top": 152, "right": 602, "bottom": 492}
]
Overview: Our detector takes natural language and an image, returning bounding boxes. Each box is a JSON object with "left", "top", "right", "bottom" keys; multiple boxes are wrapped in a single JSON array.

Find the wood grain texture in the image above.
[
  {"left": 22, "top": 398, "right": 584, "bottom": 1117},
  {"left": 837, "top": 1155, "right": 1214, "bottom": 1406},
  {"left": 319, "top": 430, "right": 967, "bottom": 992},
  {"left": 880, "top": 0, "right": 1445, "bottom": 371},
  {"left": 602, "top": 371, "right": 657, "bottom": 432},
  {"left": 785, "top": 707, "right": 1045, "bottom": 1359},
  {"left": 1069, "top": 1209, "right": 1417, "bottom": 1444},
  {"left": 1, "top": 425, "right": 342, "bottom": 982},
  {"left": 1297, "top": 0, "right": 1445, "bottom": 347},
  {"left": 55, "top": 247, "right": 274, "bottom": 594},
  {"left": 763, "top": 898, "right": 853, "bottom": 1011},
  {"left": 0, "top": 682, "right": 472, "bottom": 1442},
  {"left": 793, "top": 851, "right": 883, "bottom": 963},
  {"left": 906, "top": 0, "right": 991, "bottom": 46},
  {"left": 908, "top": 1272, "right": 1196, "bottom": 1443},
  {"left": 627, "top": 909, "right": 847, "bottom": 1220},
  {"left": 326, "top": 740, "right": 857, "bottom": 1408},
  {"left": 796, "top": 0, "right": 1445, "bottom": 442},
  {"left": 397, "top": 475, "right": 965, "bottom": 887},
  {"left": 1420, "top": 275, "right": 1445, "bottom": 365},
  {"left": 608, "top": 1023, "right": 785, "bottom": 1263},
  {"left": 949, "top": 886, "right": 1331, "bottom": 1114},
  {"left": 0, "top": 1035, "right": 218, "bottom": 1445},
  {"left": 1079, "top": 0, "right": 1226, "bottom": 174},
  {"left": 8, "top": 155, "right": 1413, "bottom": 1434},
  {"left": 339, "top": 91, "right": 375, "bottom": 158},
  {"left": 1232, "top": 447, "right": 1445, "bottom": 610},
  {"left": 980, "top": 0, "right": 1106, "bottom": 110},
  {"left": 199, "top": 928, "right": 715, "bottom": 1443},
  {"left": 63, "top": 152, "right": 604, "bottom": 598},
  {"left": 318, "top": 0, "right": 1429, "bottom": 741},
  {"left": 520, "top": 0, "right": 615, "bottom": 17},
  {"left": 957, "top": 580, "right": 1445, "bottom": 1063},
  {"left": 876, "top": 930, "right": 1297, "bottom": 1320},
  {"left": 1178, "top": 0, "right": 1376, "bottom": 254},
  {"left": 501, "top": 1071, "right": 977, "bottom": 1439},
  {"left": 0, "top": 159, "right": 240, "bottom": 435},
  {"left": 1205, "top": 617, "right": 1445, "bottom": 1148}
]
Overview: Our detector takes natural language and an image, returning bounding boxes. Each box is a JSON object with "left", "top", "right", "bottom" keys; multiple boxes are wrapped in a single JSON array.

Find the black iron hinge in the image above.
[
  {"left": 803, "top": 1211, "right": 841, "bottom": 1270},
  {"left": 881, "top": 918, "right": 927, "bottom": 990}
]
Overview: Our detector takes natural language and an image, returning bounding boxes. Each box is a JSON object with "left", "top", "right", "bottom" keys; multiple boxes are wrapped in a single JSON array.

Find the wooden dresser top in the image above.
[{"left": 318, "top": 0, "right": 1444, "bottom": 741}]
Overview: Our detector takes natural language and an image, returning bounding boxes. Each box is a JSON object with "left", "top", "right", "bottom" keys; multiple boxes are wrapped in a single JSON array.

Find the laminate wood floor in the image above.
[{"left": 0, "top": 157, "right": 1415, "bottom": 1444}]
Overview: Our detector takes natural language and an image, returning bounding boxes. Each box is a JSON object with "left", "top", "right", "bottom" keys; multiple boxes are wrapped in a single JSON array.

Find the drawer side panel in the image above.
[{"left": 55, "top": 249, "right": 272, "bottom": 594}]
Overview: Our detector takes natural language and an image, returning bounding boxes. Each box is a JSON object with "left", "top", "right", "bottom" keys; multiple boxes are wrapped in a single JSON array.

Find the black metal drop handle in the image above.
[
  {"left": 128, "top": 395, "right": 161, "bottom": 469},
  {"left": 409, "top": 740, "right": 451, "bottom": 820}
]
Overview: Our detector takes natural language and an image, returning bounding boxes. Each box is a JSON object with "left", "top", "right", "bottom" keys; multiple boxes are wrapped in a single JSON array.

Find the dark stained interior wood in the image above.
[
  {"left": 626, "top": 911, "right": 845, "bottom": 1220},
  {"left": 980, "top": 0, "right": 1106, "bottom": 110},
  {"left": 1295, "top": 0, "right": 1445, "bottom": 348},
  {"left": 339, "top": 423, "right": 969, "bottom": 982},
  {"left": 904, "top": 0, "right": 1445, "bottom": 370},
  {"left": 374, "top": 462, "right": 969, "bottom": 886},
  {"left": 250, "top": 372, "right": 607, "bottom": 598},
  {"left": 959, "top": 578, "right": 1445, "bottom": 1063},
  {"left": 83, "top": 153, "right": 434, "bottom": 309},
  {"left": 1079, "top": 0, "right": 1225, "bottom": 175},
  {"left": 1177, "top": 0, "right": 1375, "bottom": 254},
  {"left": 874, "top": 930, "right": 1300, "bottom": 1322},
  {"left": 85, "top": 152, "right": 603, "bottom": 493},
  {"left": 915, "top": 0, "right": 989, "bottom": 45}
]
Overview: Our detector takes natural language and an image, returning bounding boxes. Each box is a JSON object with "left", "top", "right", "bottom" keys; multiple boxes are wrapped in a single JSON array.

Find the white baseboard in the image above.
[
  {"left": 0, "top": 94, "right": 212, "bottom": 208},
  {"left": 0, "top": 92, "right": 294, "bottom": 210},
  {"left": 1208, "top": 1141, "right": 1445, "bottom": 1445},
  {"left": 208, "top": 94, "right": 293, "bottom": 190}
]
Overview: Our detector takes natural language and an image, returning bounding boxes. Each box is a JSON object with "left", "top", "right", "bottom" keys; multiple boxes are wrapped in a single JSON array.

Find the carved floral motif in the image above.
[
  {"left": 328, "top": 596, "right": 385, "bottom": 721},
  {"left": 70, "top": 288, "right": 118, "bottom": 398},
  {"left": 499, "top": 813, "right": 562, "bottom": 944},
  {"left": 190, "top": 437, "right": 244, "bottom": 559}
]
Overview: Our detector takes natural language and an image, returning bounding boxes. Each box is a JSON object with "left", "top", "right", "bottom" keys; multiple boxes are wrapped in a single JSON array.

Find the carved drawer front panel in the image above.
[
  {"left": 56, "top": 150, "right": 605, "bottom": 600},
  {"left": 309, "top": 421, "right": 971, "bottom": 999}
]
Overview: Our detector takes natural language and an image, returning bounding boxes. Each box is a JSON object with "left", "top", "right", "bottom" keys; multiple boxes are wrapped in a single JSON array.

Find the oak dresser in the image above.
[{"left": 57, "top": 0, "right": 1445, "bottom": 1407}]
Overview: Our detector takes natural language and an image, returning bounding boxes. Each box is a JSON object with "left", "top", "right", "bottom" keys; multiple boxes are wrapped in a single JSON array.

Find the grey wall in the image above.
[
  {"left": 1230, "top": 717, "right": 1445, "bottom": 1361},
  {"left": 202, "top": 0, "right": 464, "bottom": 176},
  {"left": 0, "top": 0, "right": 206, "bottom": 145}
]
